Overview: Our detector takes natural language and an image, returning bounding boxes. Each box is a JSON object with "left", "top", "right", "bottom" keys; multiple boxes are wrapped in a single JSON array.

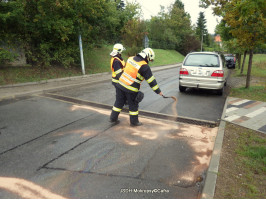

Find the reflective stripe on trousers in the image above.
[
  {"left": 112, "top": 106, "right": 122, "bottom": 112},
  {"left": 110, "top": 87, "right": 140, "bottom": 124},
  {"left": 129, "top": 111, "right": 139, "bottom": 115}
]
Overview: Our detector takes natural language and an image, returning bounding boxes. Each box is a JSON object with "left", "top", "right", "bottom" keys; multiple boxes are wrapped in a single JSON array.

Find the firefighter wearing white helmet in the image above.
[
  {"left": 139, "top": 48, "right": 155, "bottom": 61},
  {"left": 110, "top": 43, "right": 126, "bottom": 86},
  {"left": 110, "top": 47, "right": 163, "bottom": 126}
]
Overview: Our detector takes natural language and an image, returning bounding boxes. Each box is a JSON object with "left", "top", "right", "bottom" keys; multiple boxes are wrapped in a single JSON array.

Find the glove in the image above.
[{"left": 135, "top": 91, "right": 144, "bottom": 103}]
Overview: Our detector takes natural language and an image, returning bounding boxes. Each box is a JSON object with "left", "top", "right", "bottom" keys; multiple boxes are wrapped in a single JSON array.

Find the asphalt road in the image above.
[
  {"left": 52, "top": 67, "right": 227, "bottom": 122},
  {"left": 0, "top": 66, "right": 226, "bottom": 198}
]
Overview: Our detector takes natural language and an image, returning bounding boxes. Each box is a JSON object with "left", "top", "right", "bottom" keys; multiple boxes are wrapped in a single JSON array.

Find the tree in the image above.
[
  {"left": 241, "top": 50, "right": 247, "bottom": 74},
  {"left": 0, "top": 0, "right": 140, "bottom": 67},
  {"left": 149, "top": 15, "right": 177, "bottom": 50},
  {"left": 173, "top": 0, "right": 184, "bottom": 10},
  {"left": 122, "top": 18, "right": 147, "bottom": 56},
  {"left": 116, "top": 0, "right": 125, "bottom": 10},
  {"left": 216, "top": 19, "right": 246, "bottom": 69},
  {"left": 112, "top": 1, "right": 141, "bottom": 43},
  {"left": 196, "top": 12, "right": 209, "bottom": 49},
  {"left": 0, "top": 0, "right": 24, "bottom": 63},
  {"left": 148, "top": 2, "right": 196, "bottom": 54},
  {"left": 181, "top": 35, "right": 201, "bottom": 54},
  {"left": 0, "top": 0, "right": 113, "bottom": 66},
  {"left": 200, "top": 0, "right": 266, "bottom": 88}
]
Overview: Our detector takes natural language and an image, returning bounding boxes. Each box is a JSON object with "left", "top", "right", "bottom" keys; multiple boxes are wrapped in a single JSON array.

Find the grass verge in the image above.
[
  {"left": 214, "top": 124, "right": 266, "bottom": 199},
  {"left": 230, "top": 54, "right": 266, "bottom": 102},
  {"left": 84, "top": 45, "right": 184, "bottom": 72},
  {"left": 0, "top": 45, "right": 184, "bottom": 85},
  {"left": 0, "top": 65, "right": 82, "bottom": 85},
  {"left": 230, "top": 86, "right": 266, "bottom": 102},
  {"left": 235, "top": 54, "right": 266, "bottom": 78},
  {"left": 150, "top": 49, "right": 184, "bottom": 67}
]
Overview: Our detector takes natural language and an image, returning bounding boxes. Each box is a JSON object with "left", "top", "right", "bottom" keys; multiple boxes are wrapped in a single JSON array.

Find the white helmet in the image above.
[
  {"left": 139, "top": 48, "right": 155, "bottom": 61},
  {"left": 110, "top": 43, "right": 126, "bottom": 56}
]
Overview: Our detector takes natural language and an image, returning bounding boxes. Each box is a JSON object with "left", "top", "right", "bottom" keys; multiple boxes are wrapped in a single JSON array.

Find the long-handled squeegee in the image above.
[{"left": 162, "top": 95, "right": 177, "bottom": 101}]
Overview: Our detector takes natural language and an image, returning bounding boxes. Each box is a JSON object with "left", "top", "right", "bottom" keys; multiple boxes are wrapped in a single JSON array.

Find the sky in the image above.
[{"left": 126, "top": 0, "right": 221, "bottom": 34}]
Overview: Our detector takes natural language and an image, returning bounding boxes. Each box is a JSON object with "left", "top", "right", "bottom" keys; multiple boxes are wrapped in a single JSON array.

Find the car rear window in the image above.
[
  {"left": 225, "top": 56, "right": 234, "bottom": 61},
  {"left": 184, "top": 54, "right": 219, "bottom": 67}
]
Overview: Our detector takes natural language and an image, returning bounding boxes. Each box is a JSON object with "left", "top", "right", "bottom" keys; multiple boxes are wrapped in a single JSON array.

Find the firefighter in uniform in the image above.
[
  {"left": 110, "top": 43, "right": 126, "bottom": 86},
  {"left": 110, "top": 48, "right": 163, "bottom": 126}
]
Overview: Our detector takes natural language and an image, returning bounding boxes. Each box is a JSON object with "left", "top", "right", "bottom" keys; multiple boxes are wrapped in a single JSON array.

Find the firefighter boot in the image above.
[
  {"left": 130, "top": 122, "right": 143, "bottom": 127},
  {"left": 110, "top": 110, "right": 120, "bottom": 123},
  {"left": 130, "top": 115, "right": 142, "bottom": 126}
]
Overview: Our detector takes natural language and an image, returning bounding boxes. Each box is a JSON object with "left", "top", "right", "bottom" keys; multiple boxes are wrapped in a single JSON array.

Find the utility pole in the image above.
[
  {"left": 201, "top": 32, "right": 203, "bottom": 52},
  {"left": 75, "top": 0, "right": 85, "bottom": 75},
  {"left": 79, "top": 34, "right": 85, "bottom": 75}
]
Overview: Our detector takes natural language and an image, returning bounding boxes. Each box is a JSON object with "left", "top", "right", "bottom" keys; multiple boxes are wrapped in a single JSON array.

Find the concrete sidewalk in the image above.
[{"left": 224, "top": 97, "right": 266, "bottom": 134}]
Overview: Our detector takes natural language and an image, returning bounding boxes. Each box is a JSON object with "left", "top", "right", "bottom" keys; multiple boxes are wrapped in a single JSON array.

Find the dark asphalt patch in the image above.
[{"left": 0, "top": 95, "right": 33, "bottom": 106}]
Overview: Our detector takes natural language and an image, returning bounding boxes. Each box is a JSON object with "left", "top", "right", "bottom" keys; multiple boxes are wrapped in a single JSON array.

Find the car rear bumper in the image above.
[
  {"left": 179, "top": 78, "right": 225, "bottom": 89},
  {"left": 227, "top": 64, "right": 235, "bottom": 69}
]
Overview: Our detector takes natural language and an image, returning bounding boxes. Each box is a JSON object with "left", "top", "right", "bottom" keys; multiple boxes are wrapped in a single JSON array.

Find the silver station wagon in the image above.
[{"left": 179, "top": 52, "right": 229, "bottom": 95}]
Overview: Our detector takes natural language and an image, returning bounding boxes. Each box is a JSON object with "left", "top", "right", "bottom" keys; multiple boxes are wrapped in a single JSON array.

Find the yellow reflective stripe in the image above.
[
  {"left": 112, "top": 106, "right": 122, "bottom": 112},
  {"left": 137, "top": 73, "right": 144, "bottom": 80},
  {"left": 119, "top": 81, "right": 139, "bottom": 92},
  {"left": 152, "top": 85, "right": 159, "bottom": 91},
  {"left": 129, "top": 111, "right": 139, "bottom": 115},
  {"left": 110, "top": 57, "right": 115, "bottom": 71},
  {"left": 120, "top": 75, "right": 133, "bottom": 85},
  {"left": 111, "top": 57, "right": 125, "bottom": 69},
  {"left": 123, "top": 72, "right": 141, "bottom": 84},
  {"left": 114, "top": 69, "right": 122, "bottom": 74},
  {"left": 147, "top": 76, "right": 155, "bottom": 83},
  {"left": 128, "top": 57, "right": 141, "bottom": 70},
  {"left": 112, "top": 78, "right": 119, "bottom": 83}
]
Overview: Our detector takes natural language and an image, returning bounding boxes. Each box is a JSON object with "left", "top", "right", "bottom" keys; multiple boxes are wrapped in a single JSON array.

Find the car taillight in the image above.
[
  {"left": 211, "top": 70, "right": 224, "bottom": 77},
  {"left": 180, "top": 68, "right": 189, "bottom": 75}
]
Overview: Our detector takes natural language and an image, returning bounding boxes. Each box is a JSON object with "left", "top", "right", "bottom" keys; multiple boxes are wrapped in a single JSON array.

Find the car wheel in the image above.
[
  {"left": 179, "top": 85, "right": 186, "bottom": 93},
  {"left": 217, "top": 87, "right": 223, "bottom": 95}
]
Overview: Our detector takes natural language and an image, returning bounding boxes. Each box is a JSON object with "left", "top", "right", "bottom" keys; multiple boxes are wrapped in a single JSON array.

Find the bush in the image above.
[
  {"left": 0, "top": 48, "right": 17, "bottom": 64},
  {"left": 0, "top": 0, "right": 136, "bottom": 68}
]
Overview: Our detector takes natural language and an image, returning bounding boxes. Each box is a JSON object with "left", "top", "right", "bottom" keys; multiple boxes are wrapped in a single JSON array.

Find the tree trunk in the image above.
[
  {"left": 245, "top": 50, "right": 253, "bottom": 88},
  {"left": 236, "top": 53, "right": 239, "bottom": 69},
  {"left": 238, "top": 54, "right": 242, "bottom": 69},
  {"left": 241, "top": 50, "right": 247, "bottom": 74}
]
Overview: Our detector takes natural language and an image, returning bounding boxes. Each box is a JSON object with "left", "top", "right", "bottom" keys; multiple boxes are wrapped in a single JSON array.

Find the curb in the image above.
[
  {"left": 0, "top": 63, "right": 181, "bottom": 89},
  {"left": 201, "top": 96, "right": 229, "bottom": 198},
  {"left": 40, "top": 92, "right": 217, "bottom": 128},
  {"left": 0, "top": 72, "right": 111, "bottom": 89}
]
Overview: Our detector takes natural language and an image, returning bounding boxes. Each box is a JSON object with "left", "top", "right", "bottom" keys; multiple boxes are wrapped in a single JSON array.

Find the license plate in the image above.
[{"left": 198, "top": 69, "right": 202, "bottom": 75}]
